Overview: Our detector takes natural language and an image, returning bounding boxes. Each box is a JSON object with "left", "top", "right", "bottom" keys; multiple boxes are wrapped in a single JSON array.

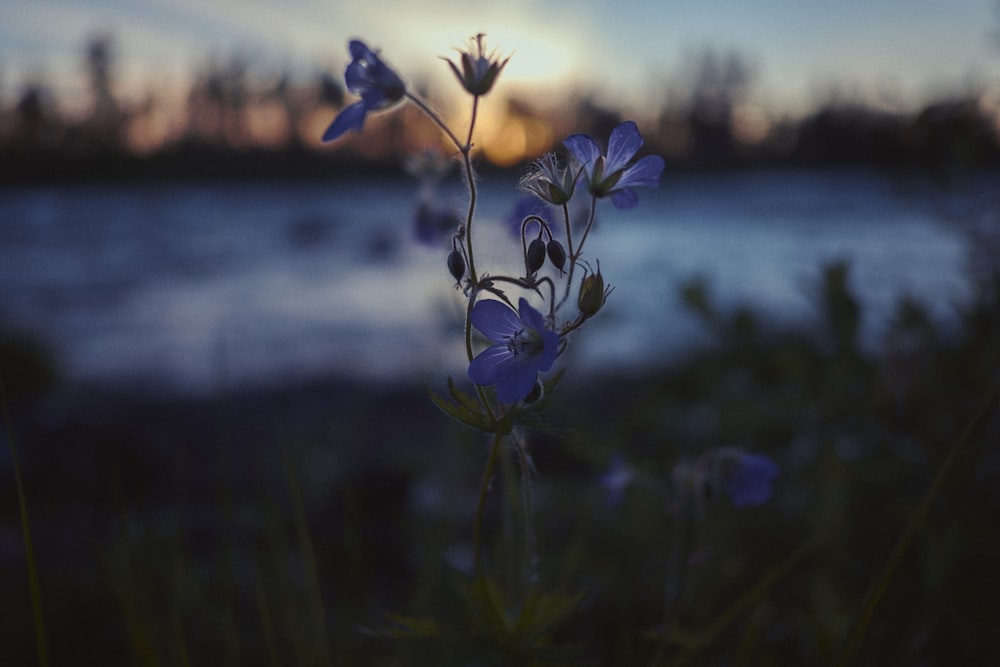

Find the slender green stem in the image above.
[
  {"left": 474, "top": 433, "right": 505, "bottom": 580},
  {"left": 511, "top": 434, "right": 538, "bottom": 588},
  {"left": 404, "top": 92, "right": 464, "bottom": 153},
  {"left": 556, "top": 197, "right": 597, "bottom": 312},
  {"left": 574, "top": 195, "right": 598, "bottom": 261},
  {"left": 460, "top": 100, "right": 482, "bottom": 285},
  {"left": 554, "top": 203, "right": 575, "bottom": 313},
  {"left": 561, "top": 202, "right": 574, "bottom": 259},
  {"left": 466, "top": 95, "right": 480, "bottom": 153},
  {"left": 405, "top": 89, "right": 522, "bottom": 444},
  {"left": 1, "top": 379, "right": 50, "bottom": 667},
  {"left": 462, "top": 153, "right": 480, "bottom": 285}
]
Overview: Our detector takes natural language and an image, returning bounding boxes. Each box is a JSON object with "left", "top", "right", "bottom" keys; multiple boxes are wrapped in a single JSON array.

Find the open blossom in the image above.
[
  {"left": 564, "top": 121, "right": 664, "bottom": 209},
  {"left": 323, "top": 40, "right": 406, "bottom": 143},
  {"left": 468, "top": 298, "right": 560, "bottom": 403}
]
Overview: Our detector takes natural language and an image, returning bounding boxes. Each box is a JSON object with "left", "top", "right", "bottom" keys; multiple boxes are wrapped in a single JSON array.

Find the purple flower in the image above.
[
  {"left": 564, "top": 121, "right": 664, "bottom": 209},
  {"left": 323, "top": 40, "right": 406, "bottom": 143},
  {"left": 468, "top": 298, "right": 560, "bottom": 403},
  {"left": 724, "top": 453, "right": 778, "bottom": 508},
  {"left": 413, "top": 200, "right": 461, "bottom": 245}
]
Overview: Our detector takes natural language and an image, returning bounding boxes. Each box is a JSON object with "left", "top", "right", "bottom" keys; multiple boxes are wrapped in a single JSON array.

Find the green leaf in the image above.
[
  {"left": 366, "top": 614, "right": 438, "bottom": 640},
  {"left": 448, "top": 376, "right": 484, "bottom": 414},
  {"left": 466, "top": 576, "right": 511, "bottom": 636},
  {"left": 427, "top": 380, "right": 494, "bottom": 432},
  {"left": 512, "top": 589, "right": 585, "bottom": 645}
]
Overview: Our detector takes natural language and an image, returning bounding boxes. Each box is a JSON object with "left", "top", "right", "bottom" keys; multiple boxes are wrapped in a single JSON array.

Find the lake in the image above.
[{"left": 0, "top": 168, "right": 985, "bottom": 396}]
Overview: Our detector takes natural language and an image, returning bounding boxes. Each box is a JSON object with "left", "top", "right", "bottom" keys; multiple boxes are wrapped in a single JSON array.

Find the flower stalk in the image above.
[{"left": 320, "top": 34, "right": 664, "bottom": 627}]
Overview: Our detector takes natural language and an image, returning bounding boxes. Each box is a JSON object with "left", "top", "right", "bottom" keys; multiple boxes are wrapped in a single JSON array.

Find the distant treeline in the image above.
[{"left": 1, "top": 34, "right": 998, "bottom": 183}]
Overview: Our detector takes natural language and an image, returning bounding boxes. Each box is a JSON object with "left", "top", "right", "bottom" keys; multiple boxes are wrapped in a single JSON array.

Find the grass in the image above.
[{"left": 2, "top": 259, "right": 998, "bottom": 665}]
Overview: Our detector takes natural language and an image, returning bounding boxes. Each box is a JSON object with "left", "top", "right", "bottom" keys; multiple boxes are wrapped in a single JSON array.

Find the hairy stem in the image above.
[
  {"left": 474, "top": 433, "right": 504, "bottom": 580},
  {"left": 404, "top": 92, "right": 464, "bottom": 153},
  {"left": 512, "top": 434, "right": 538, "bottom": 589}
]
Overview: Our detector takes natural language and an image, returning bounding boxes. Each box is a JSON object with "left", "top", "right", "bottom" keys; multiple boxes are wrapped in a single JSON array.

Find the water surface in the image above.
[{"left": 0, "top": 169, "right": 978, "bottom": 395}]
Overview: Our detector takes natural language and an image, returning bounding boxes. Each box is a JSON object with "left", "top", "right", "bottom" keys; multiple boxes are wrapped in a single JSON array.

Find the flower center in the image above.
[{"left": 505, "top": 328, "right": 528, "bottom": 357}]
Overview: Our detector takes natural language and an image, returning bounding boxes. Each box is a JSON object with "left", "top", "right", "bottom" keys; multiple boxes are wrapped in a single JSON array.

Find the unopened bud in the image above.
[
  {"left": 578, "top": 263, "right": 609, "bottom": 316},
  {"left": 546, "top": 239, "right": 566, "bottom": 272},
  {"left": 526, "top": 237, "right": 546, "bottom": 274},
  {"left": 447, "top": 249, "right": 466, "bottom": 284}
]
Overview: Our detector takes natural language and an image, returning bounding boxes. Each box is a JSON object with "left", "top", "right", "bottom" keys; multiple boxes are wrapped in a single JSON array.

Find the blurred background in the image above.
[{"left": 1, "top": 1, "right": 999, "bottom": 665}]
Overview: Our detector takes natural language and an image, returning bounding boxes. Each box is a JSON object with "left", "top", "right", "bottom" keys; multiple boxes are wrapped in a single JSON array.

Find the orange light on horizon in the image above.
[
  {"left": 476, "top": 103, "right": 553, "bottom": 167},
  {"left": 731, "top": 104, "right": 771, "bottom": 147},
  {"left": 244, "top": 101, "right": 292, "bottom": 149},
  {"left": 301, "top": 107, "right": 337, "bottom": 150}
]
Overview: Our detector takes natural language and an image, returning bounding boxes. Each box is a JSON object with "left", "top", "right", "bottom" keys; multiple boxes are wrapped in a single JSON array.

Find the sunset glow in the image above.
[{"left": 475, "top": 102, "right": 554, "bottom": 167}]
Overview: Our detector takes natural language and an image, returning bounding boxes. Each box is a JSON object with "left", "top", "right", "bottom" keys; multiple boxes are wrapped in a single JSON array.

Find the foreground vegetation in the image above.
[{"left": 2, "top": 217, "right": 997, "bottom": 664}]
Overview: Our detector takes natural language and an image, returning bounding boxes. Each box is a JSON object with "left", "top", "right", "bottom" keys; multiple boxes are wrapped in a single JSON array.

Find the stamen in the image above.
[{"left": 505, "top": 328, "right": 525, "bottom": 356}]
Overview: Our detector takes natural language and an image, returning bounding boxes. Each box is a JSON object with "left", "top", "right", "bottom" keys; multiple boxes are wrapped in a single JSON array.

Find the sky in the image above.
[{"left": 2, "top": 0, "right": 998, "bottom": 117}]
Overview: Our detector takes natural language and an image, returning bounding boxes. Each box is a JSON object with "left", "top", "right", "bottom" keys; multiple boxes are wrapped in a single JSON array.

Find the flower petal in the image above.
[
  {"left": 494, "top": 357, "right": 539, "bottom": 402},
  {"left": 368, "top": 61, "right": 405, "bottom": 103},
  {"left": 471, "top": 299, "right": 523, "bottom": 342},
  {"left": 610, "top": 188, "right": 638, "bottom": 209},
  {"left": 618, "top": 154, "right": 665, "bottom": 190},
  {"left": 348, "top": 40, "right": 374, "bottom": 63},
  {"left": 468, "top": 344, "right": 513, "bottom": 386},
  {"left": 344, "top": 58, "right": 371, "bottom": 94},
  {"left": 322, "top": 101, "right": 368, "bottom": 142},
  {"left": 605, "top": 121, "right": 642, "bottom": 174},
  {"left": 517, "top": 298, "right": 546, "bottom": 334},
  {"left": 563, "top": 133, "right": 601, "bottom": 169}
]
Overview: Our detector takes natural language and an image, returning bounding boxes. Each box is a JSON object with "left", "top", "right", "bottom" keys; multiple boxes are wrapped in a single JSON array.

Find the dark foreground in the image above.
[{"left": 2, "top": 261, "right": 999, "bottom": 666}]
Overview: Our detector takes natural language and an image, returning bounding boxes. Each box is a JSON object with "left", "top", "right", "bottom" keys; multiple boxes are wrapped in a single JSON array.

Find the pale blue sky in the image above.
[{"left": 2, "top": 0, "right": 998, "bottom": 116}]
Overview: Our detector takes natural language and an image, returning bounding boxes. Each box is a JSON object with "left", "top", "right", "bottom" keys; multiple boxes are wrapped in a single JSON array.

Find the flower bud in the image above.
[
  {"left": 444, "top": 34, "right": 510, "bottom": 97},
  {"left": 520, "top": 152, "right": 576, "bottom": 205},
  {"left": 526, "top": 237, "right": 546, "bottom": 274},
  {"left": 578, "top": 262, "right": 609, "bottom": 316},
  {"left": 447, "top": 249, "right": 466, "bottom": 284},
  {"left": 546, "top": 239, "right": 566, "bottom": 272}
]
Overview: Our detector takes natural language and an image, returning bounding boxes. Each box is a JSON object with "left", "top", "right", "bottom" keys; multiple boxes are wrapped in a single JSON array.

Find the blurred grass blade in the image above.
[
  {"left": 832, "top": 383, "right": 999, "bottom": 666},
  {"left": 284, "top": 450, "right": 332, "bottom": 666},
  {"left": 2, "top": 378, "right": 50, "bottom": 667},
  {"left": 658, "top": 533, "right": 822, "bottom": 666}
]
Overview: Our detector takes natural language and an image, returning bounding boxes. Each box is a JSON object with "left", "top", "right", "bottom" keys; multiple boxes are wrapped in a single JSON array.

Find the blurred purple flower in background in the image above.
[
  {"left": 505, "top": 195, "right": 556, "bottom": 238},
  {"left": 564, "top": 121, "right": 664, "bottom": 209},
  {"left": 323, "top": 40, "right": 406, "bottom": 142},
  {"left": 599, "top": 454, "right": 636, "bottom": 507},
  {"left": 413, "top": 201, "right": 461, "bottom": 245},
  {"left": 724, "top": 452, "right": 779, "bottom": 508},
  {"left": 468, "top": 298, "right": 559, "bottom": 402}
]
